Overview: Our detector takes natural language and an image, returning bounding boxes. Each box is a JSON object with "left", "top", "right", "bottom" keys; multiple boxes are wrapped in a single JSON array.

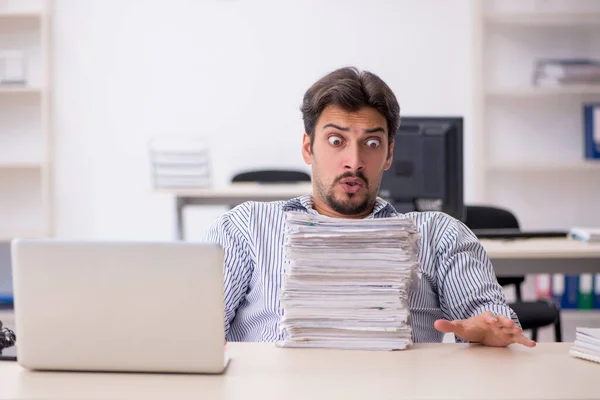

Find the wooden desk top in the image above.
[
  {"left": 0, "top": 342, "right": 597, "bottom": 399},
  {"left": 481, "top": 237, "right": 600, "bottom": 259}
]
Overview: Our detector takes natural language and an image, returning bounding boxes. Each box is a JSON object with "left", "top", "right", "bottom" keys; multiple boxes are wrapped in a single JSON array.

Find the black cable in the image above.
[{"left": 0, "top": 320, "right": 16, "bottom": 351}]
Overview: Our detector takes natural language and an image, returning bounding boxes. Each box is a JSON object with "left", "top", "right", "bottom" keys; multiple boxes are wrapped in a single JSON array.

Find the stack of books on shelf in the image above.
[
  {"left": 570, "top": 327, "right": 600, "bottom": 364},
  {"left": 149, "top": 137, "right": 211, "bottom": 189},
  {"left": 532, "top": 58, "right": 600, "bottom": 87},
  {"left": 278, "top": 211, "right": 420, "bottom": 351}
]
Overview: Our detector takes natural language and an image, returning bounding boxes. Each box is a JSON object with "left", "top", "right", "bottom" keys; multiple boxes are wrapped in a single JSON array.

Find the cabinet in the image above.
[
  {"left": 473, "top": 0, "right": 600, "bottom": 230},
  {"left": 0, "top": 0, "right": 51, "bottom": 241}
]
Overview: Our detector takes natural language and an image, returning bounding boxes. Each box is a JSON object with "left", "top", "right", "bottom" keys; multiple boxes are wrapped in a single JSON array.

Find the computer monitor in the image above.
[{"left": 379, "top": 116, "right": 465, "bottom": 221}]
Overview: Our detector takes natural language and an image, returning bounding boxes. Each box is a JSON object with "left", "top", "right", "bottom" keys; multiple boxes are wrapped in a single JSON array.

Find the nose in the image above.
[{"left": 343, "top": 143, "right": 364, "bottom": 172}]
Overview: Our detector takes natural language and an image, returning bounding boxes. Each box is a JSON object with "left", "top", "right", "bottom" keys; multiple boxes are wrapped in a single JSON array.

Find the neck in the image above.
[{"left": 311, "top": 195, "right": 374, "bottom": 219}]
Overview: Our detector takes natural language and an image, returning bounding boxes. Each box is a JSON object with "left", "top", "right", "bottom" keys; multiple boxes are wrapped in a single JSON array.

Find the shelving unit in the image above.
[
  {"left": 474, "top": 0, "right": 600, "bottom": 335},
  {"left": 484, "top": 12, "right": 600, "bottom": 26},
  {"left": 0, "top": 11, "right": 41, "bottom": 20},
  {"left": 0, "top": 0, "right": 51, "bottom": 241},
  {"left": 473, "top": 0, "right": 600, "bottom": 230},
  {"left": 0, "top": 86, "right": 42, "bottom": 93},
  {"left": 486, "top": 84, "right": 600, "bottom": 97},
  {"left": 487, "top": 160, "right": 600, "bottom": 173}
]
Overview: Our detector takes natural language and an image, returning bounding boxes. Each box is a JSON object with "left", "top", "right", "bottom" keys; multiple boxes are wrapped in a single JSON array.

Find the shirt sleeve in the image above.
[
  {"left": 203, "top": 206, "right": 253, "bottom": 339},
  {"left": 433, "top": 214, "right": 520, "bottom": 341}
]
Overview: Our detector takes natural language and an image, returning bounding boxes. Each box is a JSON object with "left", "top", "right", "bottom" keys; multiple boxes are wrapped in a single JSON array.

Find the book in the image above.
[
  {"left": 533, "top": 59, "right": 600, "bottom": 87},
  {"left": 569, "top": 327, "right": 600, "bottom": 364}
]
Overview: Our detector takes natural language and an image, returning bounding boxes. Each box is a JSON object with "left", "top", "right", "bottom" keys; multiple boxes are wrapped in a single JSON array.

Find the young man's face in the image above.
[{"left": 302, "top": 104, "right": 394, "bottom": 218}]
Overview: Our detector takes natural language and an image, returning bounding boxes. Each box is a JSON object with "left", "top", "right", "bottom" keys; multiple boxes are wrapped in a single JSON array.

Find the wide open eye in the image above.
[
  {"left": 328, "top": 135, "right": 343, "bottom": 146},
  {"left": 366, "top": 138, "right": 381, "bottom": 148}
]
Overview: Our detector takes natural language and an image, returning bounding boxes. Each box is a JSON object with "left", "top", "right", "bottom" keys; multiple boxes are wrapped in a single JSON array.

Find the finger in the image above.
[
  {"left": 513, "top": 334, "right": 536, "bottom": 348},
  {"left": 481, "top": 311, "right": 496, "bottom": 320},
  {"left": 497, "top": 315, "right": 515, "bottom": 329},
  {"left": 434, "top": 319, "right": 462, "bottom": 334},
  {"left": 502, "top": 325, "right": 522, "bottom": 336}
]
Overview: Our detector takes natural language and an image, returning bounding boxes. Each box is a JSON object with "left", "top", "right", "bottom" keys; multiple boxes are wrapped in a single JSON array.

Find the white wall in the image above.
[{"left": 52, "top": 0, "right": 476, "bottom": 240}]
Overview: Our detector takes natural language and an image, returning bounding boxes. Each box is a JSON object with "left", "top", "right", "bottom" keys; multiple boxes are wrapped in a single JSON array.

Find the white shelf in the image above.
[
  {"left": 488, "top": 161, "right": 600, "bottom": 173},
  {"left": 0, "top": 11, "right": 42, "bottom": 19},
  {"left": 486, "top": 85, "right": 600, "bottom": 97},
  {"left": 0, "top": 231, "right": 45, "bottom": 241},
  {"left": 561, "top": 309, "right": 600, "bottom": 320},
  {"left": 0, "top": 162, "right": 43, "bottom": 169},
  {"left": 0, "top": 0, "right": 51, "bottom": 241},
  {"left": 0, "top": 86, "right": 42, "bottom": 94},
  {"left": 485, "top": 12, "right": 600, "bottom": 26}
]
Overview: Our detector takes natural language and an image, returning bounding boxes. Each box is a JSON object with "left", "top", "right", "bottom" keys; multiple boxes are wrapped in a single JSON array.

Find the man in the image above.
[{"left": 205, "top": 67, "right": 536, "bottom": 348}]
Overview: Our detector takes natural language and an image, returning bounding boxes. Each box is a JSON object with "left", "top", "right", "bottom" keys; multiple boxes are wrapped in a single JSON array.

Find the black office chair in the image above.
[
  {"left": 465, "top": 205, "right": 562, "bottom": 342},
  {"left": 232, "top": 169, "right": 311, "bottom": 184},
  {"left": 229, "top": 169, "right": 311, "bottom": 209}
]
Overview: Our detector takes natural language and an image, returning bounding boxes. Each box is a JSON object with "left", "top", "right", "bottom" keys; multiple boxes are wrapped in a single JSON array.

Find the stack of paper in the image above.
[
  {"left": 569, "top": 227, "right": 600, "bottom": 243},
  {"left": 149, "top": 137, "right": 211, "bottom": 188},
  {"left": 569, "top": 327, "right": 600, "bottom": 364},
  {"left": 532, "top": 58, "right": 600, "bottom": 87},
  {"left": 278, "top": 211, "right": 420, "bottom": 351}
]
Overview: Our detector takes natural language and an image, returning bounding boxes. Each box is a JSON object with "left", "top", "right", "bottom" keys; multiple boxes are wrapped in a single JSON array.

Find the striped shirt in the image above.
[{"left": 204, "top": 194, "right": 519, "bottom": 343}]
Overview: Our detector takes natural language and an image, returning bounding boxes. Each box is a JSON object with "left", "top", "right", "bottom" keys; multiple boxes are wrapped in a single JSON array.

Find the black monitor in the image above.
[{"left": 379, "top": 116, "right": 465, "bottom": 221}]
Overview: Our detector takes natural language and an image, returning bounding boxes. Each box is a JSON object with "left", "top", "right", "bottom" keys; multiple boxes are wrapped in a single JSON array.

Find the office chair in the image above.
[
  {"left": 231, "top": 169, "right": 311, "bottom": 184},
  {"left": 465, "top": 205, "right": 562, "bottom": 342}
]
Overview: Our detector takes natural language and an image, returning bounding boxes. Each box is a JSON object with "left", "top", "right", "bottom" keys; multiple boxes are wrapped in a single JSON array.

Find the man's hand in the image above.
[{"left": 434, "top": 311, "right": 536, "bottom": 348}]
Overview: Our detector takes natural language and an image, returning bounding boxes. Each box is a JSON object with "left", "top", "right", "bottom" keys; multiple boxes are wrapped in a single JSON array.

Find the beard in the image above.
[{"left": 315, "top": 171, "right": 378, "bottom": 216}]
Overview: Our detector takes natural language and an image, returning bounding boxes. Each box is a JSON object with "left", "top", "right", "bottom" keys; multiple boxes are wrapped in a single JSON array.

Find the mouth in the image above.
[{"left": 339, "top": 178, "right": 365, "bottom": 194}]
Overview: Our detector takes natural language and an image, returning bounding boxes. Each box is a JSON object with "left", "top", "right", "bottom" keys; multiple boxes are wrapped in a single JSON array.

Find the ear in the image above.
[
  {"left": 302, "top": 133, "right": 312, "bottom": 165},
  {"left": 384, "top": 139, "right": 394, "bottom": 170}
]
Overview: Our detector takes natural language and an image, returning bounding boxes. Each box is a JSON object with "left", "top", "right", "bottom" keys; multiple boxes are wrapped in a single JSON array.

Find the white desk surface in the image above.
[
  {"left": 0, "top": 342, "right": 598, "bottom": 400},
  {"left": 481, "top": 237, "right": 600, "bottom": 259}
]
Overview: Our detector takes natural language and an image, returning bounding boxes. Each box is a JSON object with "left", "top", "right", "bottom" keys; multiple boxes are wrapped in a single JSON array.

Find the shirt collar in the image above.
[{"left": 281, "top": 194, "right": 397, "bottom": 219}]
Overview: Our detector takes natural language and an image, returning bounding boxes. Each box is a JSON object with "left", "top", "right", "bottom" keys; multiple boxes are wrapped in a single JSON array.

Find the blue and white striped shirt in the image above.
[{"left": 204, "top": 194, "right": 519, "bottom": 343}]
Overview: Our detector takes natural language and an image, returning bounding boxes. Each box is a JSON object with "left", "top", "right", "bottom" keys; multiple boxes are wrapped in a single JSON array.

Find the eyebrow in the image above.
[{"left": 322, "top": 123, "right": 386, "bottom": 134}]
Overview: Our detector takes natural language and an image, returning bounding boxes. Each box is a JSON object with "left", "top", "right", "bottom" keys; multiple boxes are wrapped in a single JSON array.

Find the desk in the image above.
[
  {"left": 481, "top": 238, "right": 600, "bottom": 277},
  {"left": 160, "top": 185, "right": 600, "bottom": 276},
  {"left": 0, "top": 342, "right": 597, "bottom": 399},
  {"left": 158, "top": 183, "right": 312, "bottom": 239}
]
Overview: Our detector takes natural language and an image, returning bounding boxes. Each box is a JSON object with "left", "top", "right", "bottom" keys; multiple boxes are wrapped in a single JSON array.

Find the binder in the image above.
[
  {"left": 594, "top": 274, "right": 600, "bottom": 309},
  {"left": 563, "top": 275, "right": 580, "bottom": 309},
  {"left": 552, "top": 274, "right": 565, "bottom": 306},
  {"left": 583, "top": 103, "right": 600, "bottom": 159},
  {"left": 535, "top": 274, "right": 552, "bottom": 299},
  {"left": 579, "top": 274, "right": 594, "bottom": 310}
]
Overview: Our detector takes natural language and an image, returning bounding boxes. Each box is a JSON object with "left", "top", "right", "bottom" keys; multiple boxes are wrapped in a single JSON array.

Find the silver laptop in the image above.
[{"left": 10, "top": 239, "right": 228, "bottom": 374}]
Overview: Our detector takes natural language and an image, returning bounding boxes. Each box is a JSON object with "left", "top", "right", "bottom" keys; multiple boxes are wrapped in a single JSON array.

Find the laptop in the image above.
[{"left": 10, "top": 239, "right": 228, "bottom": 374}]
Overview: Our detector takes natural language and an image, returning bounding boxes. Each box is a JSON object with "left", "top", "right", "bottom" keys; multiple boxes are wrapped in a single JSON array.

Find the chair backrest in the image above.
[
  {"left": 464, "top": 206, "right": 520, "bottom": 230},
  {"left": 464, "top": 205, "right": 525, "bottom": 290},
  {"left": 231, "top": 169, "right": 311, "bottom": 184}
]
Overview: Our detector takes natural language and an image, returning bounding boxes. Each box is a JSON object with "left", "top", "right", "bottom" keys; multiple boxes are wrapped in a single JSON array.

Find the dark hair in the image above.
[{"left": 301, "top": 67, "right": 400, "bottom": 149}]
